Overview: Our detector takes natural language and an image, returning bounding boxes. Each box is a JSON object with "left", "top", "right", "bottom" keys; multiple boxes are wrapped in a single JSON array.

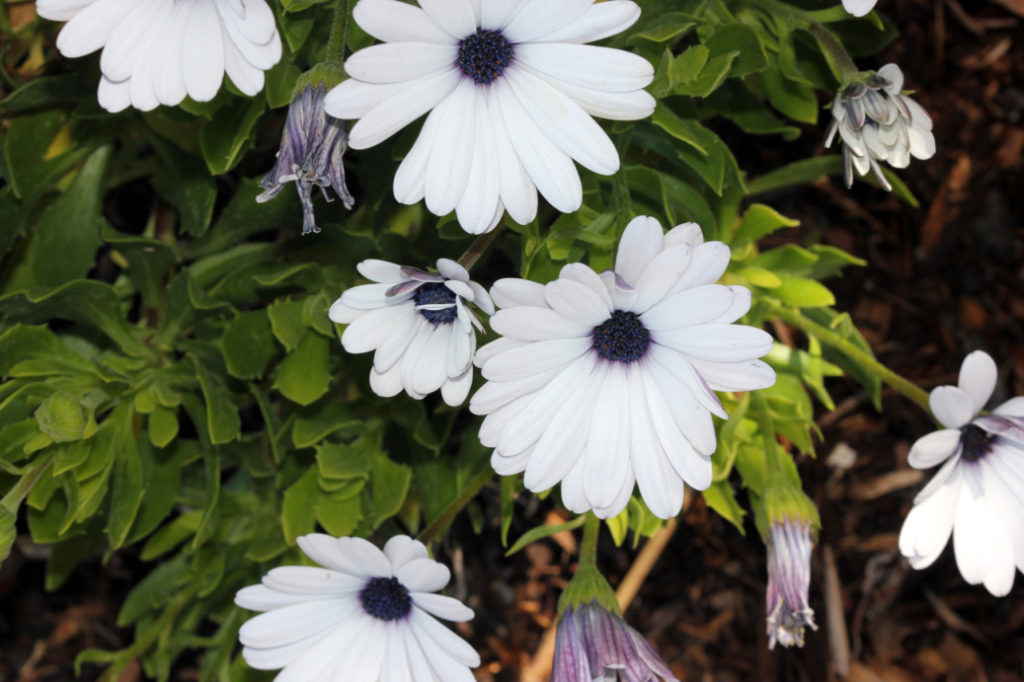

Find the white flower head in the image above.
[
  {"left": 899, "top": 351, "right": 1024, "bottom": 596},
  {"left": 841, "top": 0, "right": 878, "bottom": 17},
  {"left": 470, "top": 217, "right": 776, "bottom": 520},
  {"left": 825, "top": 64, "right": 935, "bottom": 191},
  {"left": 235, "top": 534, "right": 480, "bottom": 681},
  {"left": 329, "top": 258, "right": 495, "bottom": 406},
  {"left": 36, "top": 0, "right": 282, "bottom": 112},
  {"left": 324, "top": 0, "right": 656, "bottom": 234}
]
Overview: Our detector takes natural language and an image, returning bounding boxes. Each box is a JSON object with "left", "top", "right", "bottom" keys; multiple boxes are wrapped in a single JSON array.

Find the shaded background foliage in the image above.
[{"left": 0, "top": 0, "right": 1022, "bottom": 681}]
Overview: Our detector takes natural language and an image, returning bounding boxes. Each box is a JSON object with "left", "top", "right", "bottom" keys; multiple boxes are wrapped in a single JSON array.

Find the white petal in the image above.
[
  {"left": 640, "top": 284, "right": 734, "bottom": 331},
  {"left": 347, "top": 68, "right": 461, "bottom": 149},
  {"left": 654, "top": 324, "right": 774, "bottom": 364},
  {"left": 584, "top": 363, "right": 632, "bottom": 510},
  {"left": 357, "top": 259, "right": 404, "bottom": 283},
  {"left": 394, "top": 103, "right": 443, "bottom": 205},
  {"left": 97, "top": 76, "right": 131, "bottom": 113},
  {"left": 297, "top": 534, "right": 392, "bottom": 577},
  {"left": 489, "top": 277, "right": 546, "bottom": 309},
  {"left": 513, "top": 43, "right": 654, "bottom": 93},
  {"left": 262, "top": 566, "right": 366, "bottom": 595},
  {"left": 628, "top": 244, "right": 692, "bottom": 313},
  {"left": 274, "top": 616, "right": 364, "bottom": 682},
  {"left": 344, "top": 42, "right": 458, "bottom": 84},
  {"left": 408, "top": 614, "right": 478, "bottom": 681},
  {"left": 455, "top": 92, "right": 503, "bottom": 233},
  {"left": 628, "top": 367, "right": 685, "bottom": 518},
  {"left": 325, "top": 78, "right": 409, "bottom": 120},
  {"left": 539, "top": 77, "right": 656, "bottom": 121},
  {"left": 957, "top": 350, "right": 997, "bottom": 414},
  {"left": 993, "top": 397, "right": 1024, "bottom": 418},
  {"left": 417, "top": 0, "right": 477, "bottom": 38},
  {"left": 522, "top": 370, "right": 594, "bottom": 491},
  {"left": 615, "top": 216, "right": 664, "bottom": 285},
  {"left": 899, "top": 464, "right": 960, "bottom": 567},
  {"left": 502, "top": 0, "right": 591, "bottom": 43},
  {"left": 410, "top": 608, "right": 480, "bottom": 666},
  {"left": 412, "top": 593, "right": 474, "bottom": 622},
  {"left": 57, "top": 0, "right": 136, "bottom": 58},
  {"left": 952, "top": 467, "right": 995, "bottom": 586},
  {"left": 382, "top": 535, "right": 428, "bottom": 570},
  {"left": 235, "top": 584, "right": 322, "bottom": 612},
  {"left": 907, "top": 429, "right": 961, "bottom": 469},
  {"left": 424, "top": 79, "right": 478, "bottom": 217},
  {"left": 480, "top": 337, "right": 590, "bottom": 382},
  {"left": 353, "top": 0, "right": 455, "bottom": 43},
  {"left": 342, "top": 304, "right": 414, "bottom": 354},
  {"left": 647, "top": 353, "right": 717, "bottom": 455},
  {"left": 182, "top": 1, "right": 225, "bottom": 102},
  {"left": 688, "top": 358, "right": 776, "bottom": 392},
  {"left": 373, "top": 311, "right": 421, "bottom": 373},
  {"left": 441, "top": 368, "right": 473, "bottom": 406},
  {"left": 929, "top": 385, "right": 975, "bottom": 429},
  {"left": 238, "top": 599, "right": 356, "bottom": 648},
  {"left": 535, "top": 0, "right": 640, "bottom": 43},
  {"left": 544, "top": 277, "right": 612, "bottom": 327},
  {"left": 648, "top": 343, "right": 726, "bottom": 420},
  {"left": 491, "top": 306, "right": 590, "bottom": 341},
  {"left": 396, "top": 557, "right": 450, "bottom": 593},
  {"left": 480, "top": 0, "right": 525, "bottom": 29},
  {"left": 370, "top": 363, "right": 405, "bottom": 398},
  {"left": 492, "top": 77, "right": 582, "bottom": 214},
  {"left": 640, "top": 364, "right": 712, "bottom": 489},
  {"left": 332, "top": 620, "right": 386, "bottom": 682},
  {"left": 488, "top": 89, "right": 538, "bottom": 225},
  {"left": 468, "top": 362, "right": 563, "bottom": 415}
]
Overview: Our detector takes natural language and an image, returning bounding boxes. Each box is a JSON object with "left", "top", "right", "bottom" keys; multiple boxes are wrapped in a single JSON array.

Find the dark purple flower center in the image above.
[
  {"left": 457, "top": 29, "right": 514, "bottom": 85},
  {"left": 414, "top": 282, "right": 458, "bottom": 325},
  {"left": 592, "top": 311, "right": 650, "bottom": 363},
  {"left": 359, "top": 577, "right": 411, "bottom": 621},
  {"left": 959, "top": 423, "right": 995, "bottom": 462}
]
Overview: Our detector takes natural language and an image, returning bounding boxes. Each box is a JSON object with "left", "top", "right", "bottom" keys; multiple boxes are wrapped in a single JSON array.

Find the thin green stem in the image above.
[
  {"left": 805, "top": 21, "right": 859, "bottom": 83},
  {"left": 1, "top": 451, "right": 58, "bottom": 513},
  {"left": 770, "top": 304, "right": 933, "bottom": 415},
  {"left": 457, "top": 227, "right": 503, "bottom": 271},
  {"left": 579, "top": 512, "right": 601, "bottom": 571},
  {"left": 325, "top": 0, "right": 352, "bottom": 67},
  {"left": 751, "top": 391, "right": 784, "bottom": 474},
  {"left": 416, "top": 467, "right": 493, "bottom": 545},
  {"left": 806, "top": 5, "right": 857, "bottom": 23}
]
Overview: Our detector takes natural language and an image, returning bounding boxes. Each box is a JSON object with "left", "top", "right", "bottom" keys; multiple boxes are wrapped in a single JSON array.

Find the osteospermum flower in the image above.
[
  {"left": 235, "top": 534, "right": 480, "bottom": 680},
  {"left": 552, "top": 601, "right": 677, "bottom": 682},
  {"left": 766, "top": 519, "right": 817, "bottom": 649},
  {"left": 470, "top": 217, "right": 776, "bottom": 519},
  {"left": 825, "top": 63, "right": 935, "bottom": 191},
  {"left": 324, "top": 0, "right": 656, "bottom": 234},
  {"left": 258, "top": 83, "right": 355, "bottom": 235},
  {"left": 899, "top": 351, "right": 1024, "bottom": 596},
  {"left": 329, "top": 258, "right": 494, "bottom": 406},
  {"left": 36, "top": 0, "right": 281, "bottom": 112}
]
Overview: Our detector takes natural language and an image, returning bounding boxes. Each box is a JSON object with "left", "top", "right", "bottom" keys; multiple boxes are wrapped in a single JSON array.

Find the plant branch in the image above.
[
  {"left": 751, "top": 391, "right": 784, "bottom": 474},
  {"left": 770, "top": 304, "right": 933, "bottom": 414},
  {"left": 325, "top": 0, "right": 352, "bottom": 67},
  {"left": 457, "top": 227, "right": 503, "bottom": 271},
  {"left": 416, "top": 467, "right": 493, "bottom": 545}
]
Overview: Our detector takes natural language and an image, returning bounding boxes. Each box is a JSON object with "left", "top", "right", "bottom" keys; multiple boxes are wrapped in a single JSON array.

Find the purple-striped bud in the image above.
[
  {"left": 257, "top": 83, "right": 354, "bottom": 235},
  {"left": 552, "top": 601, "right": 677, "bottom": 682},
  {"left": 766, "top": 519, "right": 817, "bottom": 649}
]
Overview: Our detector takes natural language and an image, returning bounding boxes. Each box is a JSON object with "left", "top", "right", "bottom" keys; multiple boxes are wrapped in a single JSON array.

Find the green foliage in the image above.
[{"left": 1, "top": 1, "right": 908, "bottom": 678}]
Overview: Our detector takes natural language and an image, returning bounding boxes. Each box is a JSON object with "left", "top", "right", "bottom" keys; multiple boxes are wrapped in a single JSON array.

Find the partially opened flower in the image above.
[
  {"left": 552, "top": 601, "right": 677, "bottom": 682},
  {"left": 471, "top": 217, "right": 775, "bottom": 519},
  {"left": 258, "top": 83, "right": 355, "bottom": 235},
  {"left": 324, "top": 0, "right": 655, "bottom": 234},
  {"left": 825, "top": 63, "right": 935, "bottom": 191},
  {"left": 36, "top": 0, "right": 281, "bottom": 112},
  {"left": 329, "top": 258, "right": 494, "bottom": 406},
  {"left": 899, "top": 351, "right": 1024, "bottom": 596},
  {"left": 235, "top": 534, "right": 479, "bottom": 680}
]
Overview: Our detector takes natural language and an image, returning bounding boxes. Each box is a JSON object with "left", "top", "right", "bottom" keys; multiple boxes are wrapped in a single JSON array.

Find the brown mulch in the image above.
[{"left": 3, "top": 0, "right": 1024, "bottom": 680}]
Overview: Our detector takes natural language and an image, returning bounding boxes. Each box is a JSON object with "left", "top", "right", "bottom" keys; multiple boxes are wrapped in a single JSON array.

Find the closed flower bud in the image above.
[{"left": 825, "top": 63, "right": 935, "bottom": 191}]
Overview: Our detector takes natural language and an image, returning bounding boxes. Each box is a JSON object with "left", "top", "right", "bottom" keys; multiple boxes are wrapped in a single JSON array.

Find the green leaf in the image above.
[
  {"left": 316, "top": 438, "right": 373, "bottom": 480},
  {"left": 702, "top": 480, "right": 746, "bottom": 534},
  {"left": 273, "top": 333, "right": 331, "bottom": 406},
  {"left": 731, "top": 204, "right": 799, "bottom": 248},
  {"left": 505, "top": 515, "right": 586, "bottom": 556},
  {"left": 268, "top": 298, "right": 309, "bottom": 352},
  {"left": 147, "top": 407, "right": 179, "bottom": 449},
  {"left": 747, "top": 156, "right": 840, "bottom": 196},
  {"left": 199, "top": 97, "right": 266, "bottom": 175},
  {"left": 760, "top": 64, "right": 819, "bottom": 124},
  {"left": 140, "top": 510, "right": 202, "bottom": 561},
  {"left": 704, "top": 23, "right": 769, "bottom": 77},
  {"left": 292, "top": 402, "right": 362, "bottom": 449},
  {"left": 104, "top": 404, "right": 144, "bottom": 549},
  {"left": 674, "top": 52, "right": 739, "bottom": 97},
  {"left": 316, "top": 492, "right": 362, "bottom": 537},
  {"left": 282, "top": 466, "right": 319, "bottom": 545},
  {"left": 34, "top": 392, "right": 88, "bottom": 443},
  {"left": 605, "top": 507, "right": 629, "bottom": 547},
  {"left": 366, "top": 452, "right": 412, "bottom": 531},
  {"left": 191, "top": 356, "right": 240, "bottom": 445},
  {"left": 771, "top": 274, "right": 836, "bottom": 307},
  {"left": 628, "top": 12, "right": 696, "bottom": 43},
  {"left": 1, "top": 111, "right": 92, "bottom": 203},
  {"left": 3, "top": 146, "right": 112, "bottom": 291},
  {"left": 0, "top": 508, "right": 15, "bottom": 569},
  {"left": 220, "top": 311, "right": 279, "bottom": 379}
]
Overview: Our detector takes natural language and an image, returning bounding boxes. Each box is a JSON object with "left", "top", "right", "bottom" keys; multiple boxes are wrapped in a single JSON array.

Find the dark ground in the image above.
[{"left": 2, "top": 0, "right": 1024, "bottom": 680}]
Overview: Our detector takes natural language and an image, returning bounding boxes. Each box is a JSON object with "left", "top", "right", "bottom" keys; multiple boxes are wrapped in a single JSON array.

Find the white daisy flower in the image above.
[
  {"left": 328, "top": 258, "right": 495, "bottom": 406},
  {"left": 825, "top": 63, "right": 935, "bottom": 191},
  {"left": 235, "top": 534, "right": 480, "bottom": 681},
  {"left": 36, "top": 0, "right": 282, "bottom": 112},
  {"left": 899, "top": 351, "right": 1024, "bottom": 597},
  {"left": 324, "top": 0, "right": 656, "bottom": 234},
  {"left": 470, "top": 217, "right": 776, "bottom": 520}
]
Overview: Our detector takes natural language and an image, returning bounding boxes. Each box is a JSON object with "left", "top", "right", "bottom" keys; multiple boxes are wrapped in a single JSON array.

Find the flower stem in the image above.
[
  {"left": 416, "top": 467, "right": 493, "bottom": 545},
  {"left": 769, "top": 304, "right": 933, "bottom": 415},
  {"left": 325, "top": 0, "right": 352, "bottom": 68},
  {"left": 579, "top": 512, "right": 601, "bottom": 571},
  {"left": 751, "top": 391, "right": 784, "bottom": 474},
  {"left": 805, "top": 21, "right": 859, "bottom": 83},
  {"left": 457, "top": 227, "right": 503, "bottom": 271}
]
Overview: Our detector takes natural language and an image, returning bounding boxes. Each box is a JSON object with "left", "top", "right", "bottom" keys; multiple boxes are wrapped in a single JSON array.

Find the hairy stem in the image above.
[
  {"left": 325, "top": 0, "right": 352, "bottom": 67},
  {"left": 805, "top": 21, "right": 859, "bottom": 83},
  {"left": 457, "top": 227, "right": 503, "bottom": 270},
  {"left": 579, "top": 512, "right": 601, "bottom": 571},
  {"left": 770, "top": 304, "right": 933, "bottom": 414},
  {"left": 416, "top": 467, "right": 493, "bottom": 545}
]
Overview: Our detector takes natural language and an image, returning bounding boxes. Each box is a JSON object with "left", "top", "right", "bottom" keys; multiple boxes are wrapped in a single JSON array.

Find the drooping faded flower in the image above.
[
  {"left": 36, "top": 0, "right": 282, "bottom": 112},
  {"left": 471, "top": 217, "right": 776, "bottom": 520},
  {"left": 329, "top": 258, "right": 494, "bottom": 406},
  {"left": 825, "top": 63, "right": 935, "bottom": 191},
  {"left": 324, "top": 0, "right": 656, "bottom": 234},
  {"left": 235, "top": 534, "right": 479, "bottom": 680},
  {"left": 899, "top": 351, "right": 1024, "bottom": 597},
  {"left": 257, "top": 83, "right": 355, "bottom": 235},
  {"left": 552, "top": 601, "right": 678, "bottom": 682},
  {"left": 766, "top": 519, "right": 817, "bottom": 649}
]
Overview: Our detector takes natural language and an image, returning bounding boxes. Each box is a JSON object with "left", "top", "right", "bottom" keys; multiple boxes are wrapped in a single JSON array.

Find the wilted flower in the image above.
[
  {"left": 36, "top": 0, "right": 281, "bottom": 112},
  {"left": 825, "top": 63, "right": 935, "bottom": 191},
  {"left": 324, "top": 0, "right": 655, "bottom": 234},
  {"left": 899, "top": 351, "right": 1024, "bottom": 596},
  {"left": 329, "top": 258, "right": 494, "bottom": 406},
  {"left": 766, "top": 519, "right": 817, "bottom": 649},
  {"left": 471, "top": 216, "right": 775, "bottom": 520},
  {"left": 257, "top": 83, "right": 355, "bottom": 235},
  {"left": 235, "top": 534, "right": 479, "bottom": 680},
  {"left": 552, "top": 601, "right": 677, "bottom": 682}
]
